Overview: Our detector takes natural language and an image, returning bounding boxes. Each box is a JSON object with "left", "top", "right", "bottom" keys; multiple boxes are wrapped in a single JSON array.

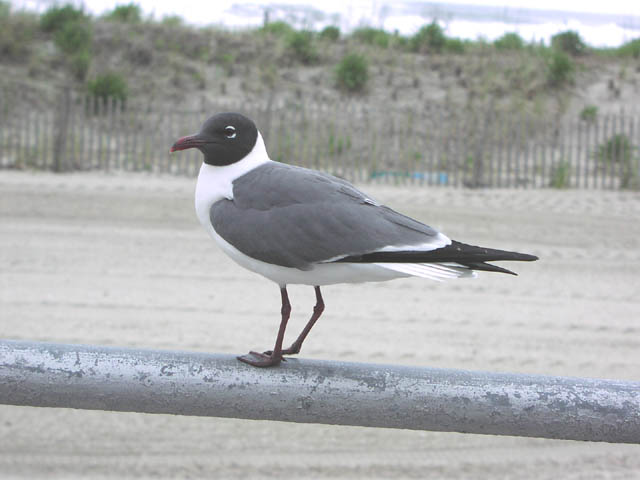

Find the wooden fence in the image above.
[{"left": 1, "top": 87, "right": 639, "bottom": 190}]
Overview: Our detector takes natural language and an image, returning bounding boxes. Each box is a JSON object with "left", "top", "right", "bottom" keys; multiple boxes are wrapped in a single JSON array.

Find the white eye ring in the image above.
[{"left": 224, "top": 126, "right": 236, "bottom": 138}]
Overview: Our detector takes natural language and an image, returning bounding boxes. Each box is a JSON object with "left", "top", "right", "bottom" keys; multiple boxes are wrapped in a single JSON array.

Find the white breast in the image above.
[{"left": 194, "top": 132, "right": 271, "bottom": 228}]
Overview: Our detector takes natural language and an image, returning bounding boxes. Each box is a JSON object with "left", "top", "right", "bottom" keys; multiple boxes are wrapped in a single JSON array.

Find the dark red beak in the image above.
[{"left": 170, "top": 134, "right": 205, "bottom": 153}]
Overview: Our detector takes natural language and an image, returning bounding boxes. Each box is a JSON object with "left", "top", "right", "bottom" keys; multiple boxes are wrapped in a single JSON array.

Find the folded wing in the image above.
[{"left": 210, "top": 162, "right": 537, "bottom": 276}]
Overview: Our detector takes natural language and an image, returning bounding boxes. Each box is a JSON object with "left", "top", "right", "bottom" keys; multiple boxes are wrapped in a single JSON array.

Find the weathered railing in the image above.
[{"left": 1, "top": 340, "right": 638, "bottom": 443}]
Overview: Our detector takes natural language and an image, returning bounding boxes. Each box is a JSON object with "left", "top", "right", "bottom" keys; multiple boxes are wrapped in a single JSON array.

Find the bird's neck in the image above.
[{"left": 195, "top": 132, "right": 271, "bottom": 227}]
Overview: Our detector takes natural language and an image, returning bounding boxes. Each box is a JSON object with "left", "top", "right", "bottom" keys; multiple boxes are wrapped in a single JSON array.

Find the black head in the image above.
[{"left": 170, "top": 112, "right": 258, "bottom": 166}]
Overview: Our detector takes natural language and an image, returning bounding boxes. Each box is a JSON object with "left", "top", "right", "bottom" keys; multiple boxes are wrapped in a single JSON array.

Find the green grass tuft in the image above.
[
  {"left": 579, "top": 105, "right": 598, "bottom": 122},
  {"left": 319, "top": 25, "right": 339, "bottom": 42},
  {"left": 444, "top": 37, "right": 466, "bottom": 54},
  {"left": 335, "top": 53, "right": 368, "bottom": 92},
  {"left": 54, "top": 19, "right": 91, "bottom": 55},
  {"left": 598, "top": 134, "right": 633, "bottom": 164},
  {"left": 261, "top": 21, "right": 294, "bottom": 37},
  {"left": 550, "top": 160, "right": 571, "bottom": 188},
  {"left": 88, "top": 72, "right": 128, "bottom": 102},
  {"left": 352, "top": 27, "right": 393, "bottom": 48},
  {"left": 546, "top": 50, "right": 574, "bottom": 87},
  {"left": 551, "top": 30, "right": 586, "bottom": 56},
  {"left": 597, "top": 134, "right": 639, "bottom": 189},
  {"left": 286, "top": 30, "right": 318, "bottom": 64},
  {"left": 105, "top": 3, "right": 142, "bottom": 23},
  {"left": 0, "top": 8, "right": 39, "bottom": 62},
  {"left": 40, "top": 4, "right": 87, "bottom": 33},
  {"left": 617, "top": 38, "right": 640, "bottom": 58},
  {"left": 494, "top": 32, "right": 524, "bottom": 51},
  {"left": 410, "top": 21, "right": 446, "bottom": 53}
]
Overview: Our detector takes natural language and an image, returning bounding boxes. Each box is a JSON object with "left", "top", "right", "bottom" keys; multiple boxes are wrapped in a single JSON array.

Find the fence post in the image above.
[
  {"left": 52, "top": 86, "right": 71, "bottom": 172},
  {"left": 471, "top": 106, "right": 492, "bottom": 188}
]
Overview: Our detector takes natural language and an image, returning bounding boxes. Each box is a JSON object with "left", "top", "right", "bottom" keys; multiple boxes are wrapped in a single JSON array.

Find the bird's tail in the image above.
[{"left": 375, "top": 262, "right": 477, "bottom": 281}]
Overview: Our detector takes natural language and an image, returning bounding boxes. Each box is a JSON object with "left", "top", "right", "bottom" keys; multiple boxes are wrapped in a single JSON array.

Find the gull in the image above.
[{"left": 171, "top": 112, "right": 538, "bottom": 367}]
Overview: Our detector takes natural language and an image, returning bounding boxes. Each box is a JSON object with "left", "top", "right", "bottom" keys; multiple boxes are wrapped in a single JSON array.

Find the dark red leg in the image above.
[
  {"left": 237, "top": 287, "right": 291, "bottom": 368},
  {"left": 280, "top": 286, "right": 324, "bottom": 356}
]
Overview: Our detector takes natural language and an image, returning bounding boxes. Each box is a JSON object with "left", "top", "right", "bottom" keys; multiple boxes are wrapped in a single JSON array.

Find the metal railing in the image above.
[{"left": 1, "top": 340, "right": 638, "bottom": 443}]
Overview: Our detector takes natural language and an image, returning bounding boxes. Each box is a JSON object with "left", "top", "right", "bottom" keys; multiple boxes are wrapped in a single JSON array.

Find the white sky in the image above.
[
  {"left": 12, "top": 0, "right": 640, "bottom": 45},
  {"left": 403, "top": 0, "right": 638, "bottom": 16},
  {"left": 80, "top": 0, "right": 638, "bottom": 18},
  {"left": 15, "top": 0, "right": 639, "bottom": 20}
]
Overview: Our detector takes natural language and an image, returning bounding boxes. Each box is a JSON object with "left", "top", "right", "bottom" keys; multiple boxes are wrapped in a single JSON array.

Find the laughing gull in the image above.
[{"left": 171, "top": 112, "right": 538, "bottom": 367}]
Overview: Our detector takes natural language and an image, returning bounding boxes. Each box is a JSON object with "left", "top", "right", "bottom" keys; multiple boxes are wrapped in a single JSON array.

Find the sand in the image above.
[{"left": 1, "top": 170, "right": 639, "bottom": 479}]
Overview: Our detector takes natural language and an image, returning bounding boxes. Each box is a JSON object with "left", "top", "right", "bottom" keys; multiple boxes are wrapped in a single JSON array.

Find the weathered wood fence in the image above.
[{"left": 1, "top": 87, "right": 638, "bottom": 189}]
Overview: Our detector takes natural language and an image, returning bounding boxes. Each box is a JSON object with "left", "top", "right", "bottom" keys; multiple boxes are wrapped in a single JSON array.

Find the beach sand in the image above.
[{"left": 1, "top": 171, "right": 639, "bottom": 479}]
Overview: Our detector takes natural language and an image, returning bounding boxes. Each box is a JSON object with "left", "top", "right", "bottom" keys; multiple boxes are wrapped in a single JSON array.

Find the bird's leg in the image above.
[
  {"left": 280, "top": 286, "right": 324, "bottom": 356},
  {"left": 237, "top": 287, "right": 291, "bottom": 368}
]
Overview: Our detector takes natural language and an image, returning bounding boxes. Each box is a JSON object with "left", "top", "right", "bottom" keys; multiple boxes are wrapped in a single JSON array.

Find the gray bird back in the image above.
[{"left": 210, "top": 162, "right": 442, "bottom": 270}]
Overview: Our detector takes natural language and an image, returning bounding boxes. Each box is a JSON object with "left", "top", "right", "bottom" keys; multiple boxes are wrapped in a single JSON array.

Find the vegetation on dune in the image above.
[
  {"left": 53, "top": 19, "right": 92, "bottom": 54},
  {"left": 335, "top": 53, "right": 368, "bottom": 92},
  {"left": 546, "top": 50, "right": 574, "bottom": 87},
  {"left": 579, "top": 105, "right": 598, "bottom": 122},
  {"left": 0, "top": 4, "right": 38, "bottom": 62},
  {"left": 494, "top": 32, "right": 524, "bottom": 51},
  {"left": 260, "top": 20, "right": 294, "bottom": 37},
  {"left": 319, "top": 25, "right": 340, "bottom": 42},
  {"left": 598, "top": 134, "right": 634, "bottom": 164},
  {"left": 0, "top": 1, "right": 638, "bottom": 114},
  {"left": 352, "top": 27, "right": 394, "bottom": 48},
  {"left": 286, "top": 30, "right": 319, "bottom": 64},
  {"left": 551, "top": 30, "right": 587, "bottom": 56},
  {"left": 444, "top": 37, "right": 466, "bottom": 54},
  {"left": 596, "top": 134, "right": 639, "bottom": 189},
  {"left": 410, "top": 21, "right": 446, "bottom": 53},
  {"left": 105, "top": 3, "right": 142, "bottom": 23},
  {"left": 40, "top": 3, "right": 88, "bottom": 32},
  {"left": 160, "top": 15, "right": 183, "bottom": 27},
  {"left": 39, "top": 4, "right": 93, "bottom": 81},
  {"left": 87, "top": 72, "right": 128, "bottom": 102},
  {"left": 617, "top": 38, "right": 640, "bottom": 58},
  {"left": 550, "top": 160, "right": 571, "bottom": 188}
]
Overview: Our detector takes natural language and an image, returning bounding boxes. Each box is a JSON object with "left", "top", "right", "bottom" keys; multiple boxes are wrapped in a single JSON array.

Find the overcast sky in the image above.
[
  {"left": 81, "top": 0, "right": 638, "bottom": 18},
  {"left": 398, "top": 0, "right": 637, "bottom": 15},
  {"left": 15, "top": 0, "right": 639, "bottom": 20},
  {"left": 13, "top": 0, "right": 640, "bottom": 45}
]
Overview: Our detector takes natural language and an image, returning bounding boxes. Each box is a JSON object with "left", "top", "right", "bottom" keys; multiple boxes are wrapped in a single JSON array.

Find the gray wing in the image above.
[{"left": 210, "top": 162, "right": 446, "bottom": 270}]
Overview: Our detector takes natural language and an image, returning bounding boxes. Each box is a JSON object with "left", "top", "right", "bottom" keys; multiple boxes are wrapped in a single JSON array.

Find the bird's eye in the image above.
[{"left": 224, "top": 126, "right": 236, "bottom": 139}]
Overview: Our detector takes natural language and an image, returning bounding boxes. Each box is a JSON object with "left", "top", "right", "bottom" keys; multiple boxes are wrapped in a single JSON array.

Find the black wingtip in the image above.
[
  {"left": 465, "top": 262, "right": 518, "bottom": 275},
  {"left": 331, "top": 240, "right": 538, "bottom": 276}
]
